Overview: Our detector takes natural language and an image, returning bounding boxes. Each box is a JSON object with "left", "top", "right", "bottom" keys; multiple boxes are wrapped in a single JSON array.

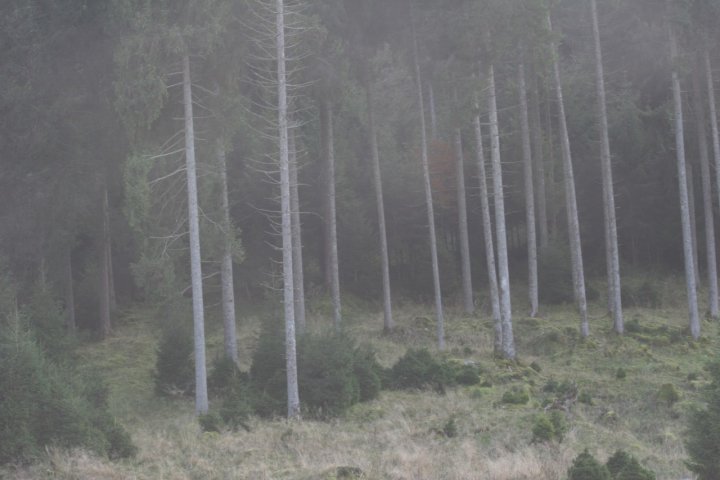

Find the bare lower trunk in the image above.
[
  {"left": 692, "top": 61, "right": 719, "bottom": 320},
  {"left": 323, "top": 101, "right": 342, "bottom": 330},
  {"left": 687, "top": 163, "right": 701, "bottom": 287},
  {"left": 670, "top": 28, "right": 701, "bottom": 340},
  {"left": 367, "top": 84, "right": 394, "bottom": 331},
  {"left": 183, "top": 54, "right": 208, "bottom": 415},
  {"left": 289, "top": 128, "right": 307, "bottom": 334},
  {"left": 518, "top": 61, "right": 539, "bottom": 318},
  {"left": 549, "top": 13, "right": 589, "bottom": 337},
  {"left": 488, "top": 64, "right": 515, "bottom": 359},
  {"left": 454, "top": 128, "right": 474, "bottom": 314},
  {"left": 217, "top": 139, "right": 238, "bottom": 362},
  {"left": 99, "top": 185, "right": 111, "bottom": 339},
  {"left": 429, "top": 82, "right": 438, "bottom": 140},
  {"left": 530, "top": 73, "right": 549, "bottom": 252},
  {"left": 473, "top": 93, "right": 501, "bottom": 353},
  {"left": 276, "top": 1, "right": 300, "bottom": 418},
  {"left": 705, "top": 48, "right": 720, "bottom": 229},
  {"left": 412, "top": 12, "right": 444, "bottom": 350},
  {"left": 65, "top": 247, "right": 75, "bottom": 332},
  {"left": 591, "top": 0, "right": 623, "bottom": 333}
]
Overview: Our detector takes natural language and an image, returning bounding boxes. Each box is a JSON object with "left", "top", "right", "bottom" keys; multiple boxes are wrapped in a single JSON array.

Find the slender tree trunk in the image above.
[
  {"left": 548, "top": 13, "right": 589, "bottom": 337},
  {"left": 705, "top": 48, "right": 720, "bottom": 222},
  {"left": 183, "top": 54, "right": 208, "bottom": 415},
  {"left": 669, "top": 28, "right": 701, "bottom": 340},
  {"left": 544, "top": 77, "right": 558, "bottom": 241},
  {"left": 65, "top": 246, "right": 75, "bottom": 332},
  {"left": 107, "top": 241, "right": 116, "bottom": 311},
  {"left": 591, "top": 0, "right": 623, "bottom": 333},
  {"left": 454, "top": 127, "right": 474, "bottom": 314},
  {"left": 411, "top": 11, "right": 445, "bottom": 350},
  {"left": 519, "top": 61, "right": 539, "bottom": 318},
  {"left": 217, "top": 139, "right": 238, "bottom": 362},
  {"left": 289, "top": 127, "right": 307, "bottom": 333},
  {"left": 530, "top": 73, "right": 549, "bottom": 252},
  {"left": 99, "top": 184, "right": 111, "bottom": 339},
  {"left": 473, "top": 92, "right": 501, "bottom": 352},
  {"left": 488, "top": 64, "right": 515, "bottom": 359},
  {"left": 429, "top": 82, "right": 438, "bottom": 140},
  {"left": 367, "top": 84, "right": 394, "bottom": 331},
  {"left": 687, "top": 162, "right": 701, "bottom": 287},
  {"left": 692, "top": 61, "right": 719, "bottom": 320},
  {"left": 322, "top": 101, "right": 342, "bottom": 330},
  {"left": 276, "top": 0, "right": 300, "bottom": 418}
]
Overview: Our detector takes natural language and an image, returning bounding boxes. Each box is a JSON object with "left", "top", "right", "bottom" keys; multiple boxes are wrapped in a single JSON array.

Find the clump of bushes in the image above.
[
  {"left": 615, "top": 368, "right": 627, "bottom": 380},
  {"left": 568, "top": 450, "right": 610, "bottom": 480},
  {"left": 501, "top": 386, "right": 530, "bottom": 405},
  {"left": 622, "top": 280, "right": 662, "bottom": 308},
  {"left": 154, "top": 318, "right": 194, "bottom": 397},
  {"left": 567, "top": 449, "right": 656, "bottom": 480},
  {"left": 387, "top": 348, "right": 454, "bottom": 392},
  {"left": 685, "top": 355, "right": 720, "bottom": 479},
  {"left": 657, "top": 383, "right": 680, "bottom": 407},
  {"left": 531, "top": 411, "right": 567, "bottom": 443}
]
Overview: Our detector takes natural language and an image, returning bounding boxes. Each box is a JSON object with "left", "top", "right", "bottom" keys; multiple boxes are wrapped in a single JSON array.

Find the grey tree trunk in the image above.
[
  {"left": 65, "top": 247, "right": 75, "bottom": 332},
  {"left": 530, "top": 74, "right": 549, "bottom": 252},
  {"left": 669, "top": 28, "right": 701, "bottom": 340},
  {"left": 367, "top": 85, "right": 394, "bottom": 331},
  {"left": 591, "top": 0, "right": 623, "bottom": 333},
  {"left": 488, "top": 64, "right": 515, "bottom": 360},
  {"left": 705, "top": 49, "right": 720, "bottom": 225},
  {"left": 276, "top": 0, "right": 301, "bottom": 418},
  {"left": 289, "top": 127, "right": 307, "bottom": 334},
  {"left": 411, "top": 13, "right": 445, "bottom": 350},
  {"left": 99, "top": 184, "right": 111, "bottom": 339},
  {"left": 323, "top": 101, "right": 342, "bottom": 330},
  {"left": 217, "top": 139, "right": 238, "bottom": 362},
  {"left": 454, "top": 128, "right": 474, "bottom": 314},
  {"left": 473, "top": 93, "right": 501, "bottom": 353},
  {"left": 107, "top": 241, "right": 116, "bottom": 312},
  {"left": 692, "top": 62, "right": 719, "bottom": 320},
  {"left": 429, "top": 82, "right": 438, "bottom": 140},
  {"left": 687, "top": 162, "right": 701, "bottom": 287},
  {"left": 548, "top": 13, "right": 589, "bottom": 337},
  {"left": 518, "top": 61, "right": 539, "bottom": 318},
  {"left": 183, "top": 54, "right": 208, "bottom": 414}
]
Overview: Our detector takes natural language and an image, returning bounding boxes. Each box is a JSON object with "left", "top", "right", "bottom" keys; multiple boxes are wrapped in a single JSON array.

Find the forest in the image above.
[{"left": 2, "top": 0, "right": 720, "bottom": 478}]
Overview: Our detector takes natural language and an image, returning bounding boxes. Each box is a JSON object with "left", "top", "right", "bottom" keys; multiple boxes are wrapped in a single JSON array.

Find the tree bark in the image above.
[
  {"left": 323, "top": 101, "right": 342, "bottom": 330},
  {"left": 548, "top": 13, "right": 589, "bottom": 337},
  {"left": 530, "top": 73, "right": 549, "bottom": 252},
  {"left": 692, "top": 60, "right": 719, "bottom": 320},
  {"left": 429, "top": 82, "right": 438, "bottom": 140},
  {"left": 289, "top": 127, "right": 307, "bottom": 333},
  {"left": 276, "top": 0, "right": 301, "bottom": 418},
  {"left": 367, "top": 84, "right": 394, "bottom": 331},
  {"left": 411, "top": 10, "right": 445, "bottom": 350},
  {"left": 669, "top": 27, "right": 701, "bottom": 340},
  {"left": 687, "top": 162, "right": 701, "bottom": 287},
  {"left": 474, "top": 92, "right": 501, "bottom": 353},
  {"left": 518, "top": 61, "right": 539, "bottom": 318},
  {"left": 591, "top": 0, "right": 623, "bottom": 333},
  {"left": 488, "top": 64, "right": 515, "bottom": 359},
  {"left": 183, "top": 54, "right": 209, "bottom": 415},
  {"left": 454, "top": 128, "right": 474, "bottom": 314},
  {"left": 107, "top": 239, "right": 116, "bottom": 311},
  {"left": 217, "top": 139, "right": 238, "bottom": 362},
  {"left": 65, "top": 246, "right": 76, "bottom": 332},
  {"left": 99, "top": 184, "right": 111, "bottom": 339},
  {"left": 705, "top": 48, "right": 720, "bottom": 226}
]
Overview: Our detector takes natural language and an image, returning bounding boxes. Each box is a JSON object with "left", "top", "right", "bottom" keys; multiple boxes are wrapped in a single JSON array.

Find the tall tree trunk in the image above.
[
  {"left": 548, "top": 13, "right": 589, "bottom": 337},
  {"left": 544, "top": 76, "right": 559, "bottom": 240},
  {"left": 289, "top": 127, "right": 307, "bottom": 333},
  {"left": 454, "top": 127, "right": 474, "bottom": 314},
  {"left": 488, "top": 64, "right": 515, "bottom": 359},
  {"left": 411, "top": 10, "right": 445, "bottom": 350},
  {"left": 217, "top": 139, "right": 238, "bottom": 362},
  {"left": 591, "top": 0, "right": 623, "bottom": 333},
  {"left": 687, "top": 162, "right": 701, "bottom": 287},
  {"left": 323, "top": 101, "right": 342, "bottom": 330},
  {"left": 669, "top": 28, "right": 701, "bottom": 340},
  {"left": 518, "top": 61, "right": 539, "bottom": 318},
  {"left": 473, "top": 91, "right": 501, "bottom": 353},
  {"left": 276, "top": 0, "right": 300, "bottom": 418},
  {"left": 530, "top": 73, "right": 549, "bottom": 252},
  {"left": 99, "top": 184, "right": 111, "bottom": 339},
  {"left": 429, "top": 82, "right": 438, "bottom": 140},
  {"left": 705, "top": 48, "right": 720, "bottom": 222},
  {"left": 65, "top": 246, "right": 75, "bottom": 332},
  {"left": 692, "top": 60, "right": 719, "bottom": 320},
  {"left": 367, "top": 84, "right": 394, "bottom": 331},
  {"left": 183, "top": 54, "right": 208, "bottom": 415}
]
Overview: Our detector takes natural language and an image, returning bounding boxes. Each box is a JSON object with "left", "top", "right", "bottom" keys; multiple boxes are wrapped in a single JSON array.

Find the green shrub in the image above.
[
  {"left": 657, "top": 383, "right": 680, "bottom": 407},
  {"left": 531, "top": 414, "right": 555, "bottom": 443},
  {"left": 616, "top": 368, "right": 627, "bottom": 380},
  {"left": 579, "top": 391, "right": 594, "bottom": 405},
  {"left": 442, "top": 416, "right": 458, "bottom": 438},
  {"left": 154, "top": 319, "right": 194, "bottom": 397},
  {"left": 208, "top": 355, "right": 249, "bottom": 397},
  {"left": 388, "top": 348, "right": 454, "bottom": 391},
  {"left": 198, "top": 412, "right": 223, "bottom": 433},
  {"left": 453, "top": 363, "right": 482, "bottom": 386},
  {"left": 549, "top": 410, "right": 568, "bottom": 441},
  {"left": 606, "top": 450, "right": 655, "bottom": 480},
  {"left": 530, "top": 361, "right": 542, "bottom": 373},
  {"left": 685, "top": 356, "right": 720, "bottom": 479},
  {"left": 353, "top": 346, "right": 383, "bottom": 402},
  {"left": 568, "top": 450, "right": 611, "bottom": 480},
  {"left": 501, "top": 386, "right": 529, "bottom": 405},
  {"left": 622, "top": 281, "right": 662, "bottom": 308}
]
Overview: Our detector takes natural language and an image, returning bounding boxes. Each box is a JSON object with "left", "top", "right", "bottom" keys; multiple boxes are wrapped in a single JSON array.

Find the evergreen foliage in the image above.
[
  {"left": 387, "top": 348, "right": 455, "bottom": 391},
  {"left": 567, "top": 450, "right": 611, "bottom": 480},
  {"left": 154, "top": 318, "right": 195, "bottom": 397},
  {"left": 606, "top": 450, "right": 655, "bottom": 480}
]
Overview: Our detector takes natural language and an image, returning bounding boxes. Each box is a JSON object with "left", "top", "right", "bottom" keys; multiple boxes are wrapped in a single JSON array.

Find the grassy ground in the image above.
[{"left": 3, "top": 276, "right": 717, "bottom": 479}]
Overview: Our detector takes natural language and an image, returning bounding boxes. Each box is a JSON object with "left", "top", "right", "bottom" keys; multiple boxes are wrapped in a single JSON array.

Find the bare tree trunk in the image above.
[
  {"left": 544, "top": 77, "right": 559, "bottom": 241},
  {"left": 454, "top": 128, "right": 474, "bottom": 314},
  {"left": 530, "top": 73, "right": 549, "bottom": 252},
  {"left": 473, "top": 91, "right": 501, "bottom": 353},
  {"left": 183, "top": 54, "right": 208, "bottom": 415},
  {"left": 65, "top": 247, "right": 75, "bottom": 332},
  {"left": 669, "top": 28, "right": 701, "bottom": 340},
  {"left": 276, "top": 0, "right": 300, "bottom": 418},
  {"left": 367, "top": 84, "right": 394, "bottom": 331},
  {"left": 692, "top": 61, "right": 719, "bottom": 320},
  {"left": 217, "top": 139, "right": 238, "bottom": 362},
  {"left": 107, "top": 240, "right": 116, "bottom": 311},
  {"left": 519, "top": 61, "right": 539, "bottom": 318},
  {"left": 548, "top": 13, "right": 589, "bottom": 337},
  {"left": 289, "top": 127, "right": 306, "bottom": 333},
  {"left": 687, "top": 162, "right": 701, "bottom": 287},
  {"left": 591, "top": 0, "right": 623, "bottom": 333},
  {"left": 411, "top": 10, "right": 444, "bottom": 350},
  {"left": 429, "top": 82, "right": 438, "bottom": 140},
  {"left": 322, "top": 101, "right": 342, "bottom": 330},
  {"left": 99, "top": 184, "right": 111, "bottom": 339},
  {"left": 488, "top": 64, "right": 515, "bottom": 359},
  {"left": 705, "top": 48, "right": 720, "bottom": 224}
]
